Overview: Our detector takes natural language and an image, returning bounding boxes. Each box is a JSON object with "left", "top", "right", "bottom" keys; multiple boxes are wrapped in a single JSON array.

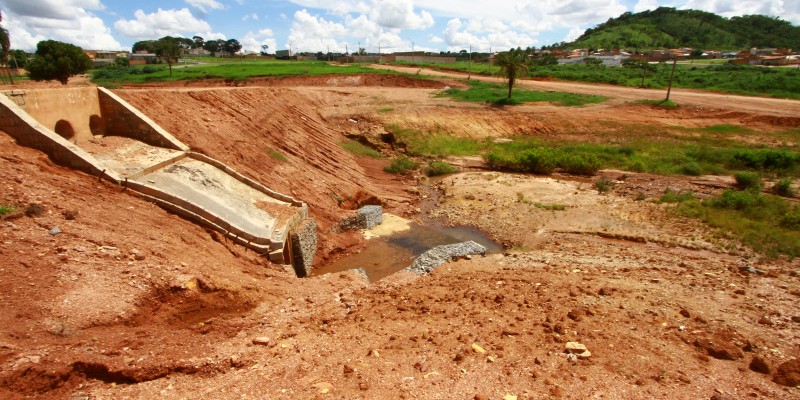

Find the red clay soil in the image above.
[{"left": 1, "top": 74, "right": 799, "bottom": 399}]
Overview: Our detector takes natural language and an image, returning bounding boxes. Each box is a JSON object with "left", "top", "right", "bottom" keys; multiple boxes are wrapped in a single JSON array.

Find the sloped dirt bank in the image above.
[{"left": 1, "top": 74, "right": 799, "bottom": 399}]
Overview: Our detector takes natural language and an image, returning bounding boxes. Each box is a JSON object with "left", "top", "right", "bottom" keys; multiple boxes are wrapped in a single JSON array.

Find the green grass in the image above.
[
  {"left": 267, "top": 148, "right": 288, "bottom": 162},
  {"left": 386, "top": 124, "right": 483, "bottom": 157},
  {"left": 636, "top": 99, "right": 679, "bottom": 109},
  {"left": 698, "top": 124, "right": 755, "bottom": 135},
  {"left": 398, "top": 59, "right": 799, "bottom": 100},
  {"left": 384, "top": 156, "right": 418, "bottom": 174},
  {"left": 659, "top": 188, "right": 695, "bottom": 203},
  {"left": 388, "top": 123, "right": 800, "bottom": 178},
  {"left": 377, "top": 107, "right": 394, "bottom": 113},
  {"left": 594, "top": 177, "right": 615, "bottom": 193},
  {"left": 772, "top": 178, "right": 796, "bottom": 197},
  {"left": 426, "top": 161, "right": 458, "bottom": 176},
  {"left": 733, "top": 171, "right": 762, "bottom": 191},
  {"left": 674, "top": 190, "right": 800, "bottom": 258},
  {"left": 340, "top": 139, "right": 383, "bottom": 158},
  {"left": 440, "top": 80, "right": 606, "bottom": 107},
  {"left": 0, "top": 205, "right": 13, "bottom": 216},
  {"left": 92, "top": 60, "right": 389, "bottom": 85},
  {"left": 534, "top": 202, "right": 567, "bottom": 211}
]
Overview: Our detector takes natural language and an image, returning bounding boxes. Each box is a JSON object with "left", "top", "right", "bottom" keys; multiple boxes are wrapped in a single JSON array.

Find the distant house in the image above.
[
  {"left": 275, "top": 50, "right": 293, "bottom": 59},
  {"left": 85, "top": 50, "right": 128, "bottom": 67},
  {"left": 129, "top": 51, "right": 158, "bottom": 65}
]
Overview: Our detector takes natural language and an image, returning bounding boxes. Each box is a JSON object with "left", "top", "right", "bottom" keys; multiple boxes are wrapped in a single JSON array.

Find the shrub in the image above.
[
  {"left": 517, "top": 149, "right": 557, "bottom": 174},
  {"left": 680, "top": 162, "right": 702, "bottom": 176},
  {"left": 708, "top": 189, "right": 764, "bottom": 210},
  {"left": 384, "top": 157, "right": 418, "bottom": 174},
  {"left": 142, "top": 65, "right": 163, "bottom": 74},
  {"left": 659, "top": 188, "right": 695, "bottom": 203},
  {"left": 560, "top": 154, "right": 601, "bottom": 175},
  {"left": 773, "top": 178, "right": 796, "bottom": 197},
  {"left": 491, "top": 97, "right": 521, "bottom": 106},
  {"left": 734, "top": 171, "right": 762, "bottom": 191},
  {"left": 733, "top": 149, "right": 799, "bottom": 172},
  {"left": 594, "top": 177, "right": 614, "bottom": 193},
  {"left": 0, "top": 205, "right": 13, "bottom": 216},
  {"left": 781, "top": 209, "right": 800, "bottom": 230},
  {"left": 426, "top": 161, "right": 458, "bottom": 176}
]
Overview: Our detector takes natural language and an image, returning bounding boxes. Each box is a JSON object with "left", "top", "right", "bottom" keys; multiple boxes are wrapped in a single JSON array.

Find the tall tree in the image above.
[
  {"left": 132, "top": 40, "right": 157, "bottom": 53},
  {"left": 260, "top": 44, "right": 269, "bottom": 56},
  {"left": 192, "top": 36, "right": 204, "bottom": 49},
  {"left": 494, "top": 48, "right": 530, "bottom": 99},
  {"left": 0, "top": 11, "right": 11, "bottom": 83},
  {"left": 203, "top": 39, "right": 222, "bottom": 57},
  {"left": 155, "top": 37, "right": 181, "bottom": 77},
  {"left": 222, "top": 39, "right": 241, "bottom": 56},
  {"left": 27, "top": 40, "right": 92, "bottom": 84}
]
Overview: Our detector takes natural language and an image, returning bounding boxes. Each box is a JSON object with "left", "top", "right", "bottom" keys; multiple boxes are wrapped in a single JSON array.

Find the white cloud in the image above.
[
  {"left": 370, "top": 0, "right": 434, "bottom": 29},
  {"left": 242, "top": 13, "right": 259, "bottom": 21},
  {"left": 440, "top": 17, "right": 537, "bottom": 52},
  {"left": 115, "top": 8, "right": 213, "bottom": 40},
  {"left": 681, "top": 0, "right": 800, "bottom": 24},
  {"left": 634, "top": 0, "right": 660, "bottom": 12},
  {"left": 287, "top": 9, "right": 348, "bottom": 52},
  {"left": 1, "top": 0, "right": 104, "bottom": 20},
  {"left": 184, "top": 0, "right": 225, "bottom": 13},
  {"left": 1, "top": 0, "right": 121, "bottom": 50},
  {"left": 239, "top": 28, "right": 276, "bottom": 53},
  {"left": 564, "top": 26, "right": 585, "bottom": 42}
]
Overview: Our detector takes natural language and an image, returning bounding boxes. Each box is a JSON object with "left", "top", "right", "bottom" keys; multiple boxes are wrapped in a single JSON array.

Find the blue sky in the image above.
[{"left": 1, "top": 0, "right": 798, "bottom": 53}]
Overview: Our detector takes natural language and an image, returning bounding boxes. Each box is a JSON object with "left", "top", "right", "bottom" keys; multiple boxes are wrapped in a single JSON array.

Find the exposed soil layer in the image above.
[{"left": 1, "top": 73, "right": 799, "bottom": 399}]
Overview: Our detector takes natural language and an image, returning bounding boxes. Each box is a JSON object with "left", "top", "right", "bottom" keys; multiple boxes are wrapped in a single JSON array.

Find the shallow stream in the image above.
[{"left": 311, "top": 182, "right": 503, "bottom": 282}]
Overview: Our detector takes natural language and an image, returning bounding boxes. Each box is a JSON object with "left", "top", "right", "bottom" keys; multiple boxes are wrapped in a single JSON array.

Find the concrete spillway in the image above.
[{"left": 0, "top": 87, "right": 316, "bottom": 274}]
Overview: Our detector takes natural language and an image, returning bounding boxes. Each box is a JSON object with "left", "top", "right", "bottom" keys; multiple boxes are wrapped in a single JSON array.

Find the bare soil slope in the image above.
[{"left": 1, "top": 74, "right": 799, "bottom": 399}]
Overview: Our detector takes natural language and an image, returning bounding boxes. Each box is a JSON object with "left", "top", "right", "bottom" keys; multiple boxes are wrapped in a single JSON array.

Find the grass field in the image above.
[
  {"left": 402, "top": 60, "right": 800, "bottom": 100},
  {"left": 91, "top": 59, "right": 387, "bottom": 85},
  {"left": 388, "top": 123, "right": 800, "bottom": 178},
  {"left": 440, "top": 80, "right": 606, "bottom": 106}
]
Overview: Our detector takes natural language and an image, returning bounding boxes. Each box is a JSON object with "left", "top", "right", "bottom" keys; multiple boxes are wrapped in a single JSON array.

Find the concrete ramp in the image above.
[{"left": 0, "top": 87, "right": 317, "bottom": 273}]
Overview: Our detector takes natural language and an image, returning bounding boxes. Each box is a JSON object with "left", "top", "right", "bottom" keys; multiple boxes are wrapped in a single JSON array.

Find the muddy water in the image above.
[
  {"left": 312, "top": 180, "right": 503, "bottom": 282},
  {"left": 312, "top": 222, "right": 503, "bottom": 282}
]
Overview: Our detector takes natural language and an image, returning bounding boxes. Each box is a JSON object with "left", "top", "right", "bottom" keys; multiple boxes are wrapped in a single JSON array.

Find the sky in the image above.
[{"left": 1, "top": 0, "right": 798, "bottom": 54}]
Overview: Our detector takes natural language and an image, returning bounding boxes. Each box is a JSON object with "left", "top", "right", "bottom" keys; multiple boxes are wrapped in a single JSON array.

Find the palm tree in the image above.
[{"left": 494, "top": 48, "right": 529, "bottom": 99}]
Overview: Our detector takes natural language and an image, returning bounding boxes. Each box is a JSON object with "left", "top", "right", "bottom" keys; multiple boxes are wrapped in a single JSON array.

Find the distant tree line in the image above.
[{"left": 132, "top": 36, "right": 242, "bottom": 58}]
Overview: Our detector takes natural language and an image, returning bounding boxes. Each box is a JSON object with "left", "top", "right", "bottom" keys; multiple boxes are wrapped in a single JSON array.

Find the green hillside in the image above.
[{"left": 551, "top": 7, "right": 800, "bottom": 50}]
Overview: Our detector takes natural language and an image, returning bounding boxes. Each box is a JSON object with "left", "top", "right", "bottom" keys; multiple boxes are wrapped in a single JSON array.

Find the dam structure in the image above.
[{"left": 0, "top": 87, "right": 316, "bottom": 275}]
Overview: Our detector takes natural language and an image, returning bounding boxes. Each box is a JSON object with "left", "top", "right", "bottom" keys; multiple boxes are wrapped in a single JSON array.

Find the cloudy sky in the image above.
[{"left": 1, "top": 0, "right": 798, "bottom": 54}]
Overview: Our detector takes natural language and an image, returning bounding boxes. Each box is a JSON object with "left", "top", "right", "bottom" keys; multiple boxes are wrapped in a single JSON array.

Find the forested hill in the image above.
[{"left": 550, "top": 7, "right": 800, "bottom": 50}]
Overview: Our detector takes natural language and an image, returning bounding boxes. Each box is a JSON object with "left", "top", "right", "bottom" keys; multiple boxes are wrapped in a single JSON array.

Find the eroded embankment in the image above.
[{"left": 114, "top": 86, "right": 416, "bottom": 261}]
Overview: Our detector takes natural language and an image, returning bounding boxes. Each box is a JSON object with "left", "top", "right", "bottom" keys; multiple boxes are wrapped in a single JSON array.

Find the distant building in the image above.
[
  {"left": 275, "top": 50, "right": 293, "bottom": 59},
  {"left": 84, "top": 50, "right": 128, "bottom": 67}
]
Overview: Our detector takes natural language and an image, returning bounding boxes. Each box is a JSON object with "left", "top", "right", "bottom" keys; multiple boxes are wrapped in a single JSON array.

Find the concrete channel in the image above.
[{"left": 0, "top": 87, "right": 317, "bottom": 275}]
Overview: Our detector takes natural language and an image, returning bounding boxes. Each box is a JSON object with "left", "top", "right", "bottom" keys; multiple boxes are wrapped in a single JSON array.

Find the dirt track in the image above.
[
  {"left": 370, "top": 64, "right": 800, "bottom": 118},
  {"left": 1, "top": 73, "right": 799, "bottom": 399}
]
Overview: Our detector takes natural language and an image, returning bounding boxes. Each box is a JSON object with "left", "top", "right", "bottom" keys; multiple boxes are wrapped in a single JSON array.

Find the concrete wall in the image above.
[
  {"left": 7, "top": 87, "right": 101, "bottom": 144},
  {"left": 0, "top": 92, "right": 120, "bottom": 182},
  {"left": 97, "top": 87, "right": 188, "bottom": 151}
]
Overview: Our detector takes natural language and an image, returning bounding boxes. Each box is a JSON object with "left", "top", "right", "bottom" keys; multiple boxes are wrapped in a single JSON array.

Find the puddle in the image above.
[
  {"left": 314, "top": 178, "right": 504, "bottom": 282},
  {"left": 312, "top": 222, "right": 502, "bottom": 282}
]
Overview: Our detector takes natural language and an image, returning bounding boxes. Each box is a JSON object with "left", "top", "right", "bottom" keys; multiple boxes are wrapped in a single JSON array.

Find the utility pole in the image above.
[
  {"left": 665, "top": 56, "right": 678, "bottom": 102},
  {"left": 468, "top": 44, "right": 472, "bottom": 79},
  {"left": 640, "top": 57, "right": 648, "bottom": 88}
]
